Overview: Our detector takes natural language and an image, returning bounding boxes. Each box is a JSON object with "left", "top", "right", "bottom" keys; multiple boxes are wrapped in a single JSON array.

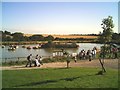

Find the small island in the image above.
[{"left": 41, "top": 41, "right": 79, "bottom": 48}]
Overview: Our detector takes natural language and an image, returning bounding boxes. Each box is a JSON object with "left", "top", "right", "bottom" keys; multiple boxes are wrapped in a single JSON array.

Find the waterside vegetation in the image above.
[{"left": 1, "top": 30, "right": 120, "bottom": 46}]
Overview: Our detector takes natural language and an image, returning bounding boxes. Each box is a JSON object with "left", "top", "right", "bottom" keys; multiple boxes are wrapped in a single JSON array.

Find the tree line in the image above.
[
  {"left": 0, "top": 31, "right": 54, "bottom": 42},
  {"left": 0, "top": 29, "right": 120, "bottom": 44},
  {"left": 0, "top": 31, "right": 96, "bottom": 42}
]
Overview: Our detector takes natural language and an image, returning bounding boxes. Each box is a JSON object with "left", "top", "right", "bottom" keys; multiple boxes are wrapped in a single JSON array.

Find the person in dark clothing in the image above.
[
  {"left": 87, "top": 50, "right": 92, "bottom": 61},
  {"left": 112, "top": 48, "right": 118, "bottom": 59},
  {"left": 25, "top": 54, "right": 32, "bottom": 67}
]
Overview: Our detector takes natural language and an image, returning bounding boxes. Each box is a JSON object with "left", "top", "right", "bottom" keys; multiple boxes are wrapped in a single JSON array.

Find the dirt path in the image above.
[{"left": 0, "top": 59, "right": 118, "bottom": 70}]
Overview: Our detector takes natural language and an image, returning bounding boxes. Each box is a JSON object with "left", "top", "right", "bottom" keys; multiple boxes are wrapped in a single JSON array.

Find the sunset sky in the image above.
[{"left": 2, "top": 1, "right": 118, "bottom": 34}]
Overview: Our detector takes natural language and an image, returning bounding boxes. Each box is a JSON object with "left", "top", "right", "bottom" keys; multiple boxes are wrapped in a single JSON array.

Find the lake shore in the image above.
[{"left": 1, "top": 59, "right": 118, "bottom": 70}]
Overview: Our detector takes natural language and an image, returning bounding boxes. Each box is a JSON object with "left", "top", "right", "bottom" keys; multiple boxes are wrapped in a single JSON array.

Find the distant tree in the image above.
[
  {"left": 41, "top": 40, "right": 55, "bottom": 48},
  {"left": 4, "top": 31, "right": 11, "bottom": 35},
  {"left": 12, "top": 32, "right": 24, "bottom": 41},
  {"left": 0, "top": 31, "right": 3, "bottom": 41},
  {"left": 112, "top": 33, "right": 120, "bottom": 39},
  {"left": 1, "top": 31, "right": 12, "bottom": 41},
  {"left": 23, "top": 36, "right": 29, "bottom": 41},
  {"left": 29, "top": 34, "right": 44, "bottom": 41},
  {"left": 112, "top": 33, "right": 120, "bottom": 44},
  {"left": 45, "top": 35, "right": 54, "bottom": 41},
  {"left": 0, "top": 31, "right": 3, "bottom": 34},
  {"left": 4, "top": 36, "right": 12, "bottom": 41}
]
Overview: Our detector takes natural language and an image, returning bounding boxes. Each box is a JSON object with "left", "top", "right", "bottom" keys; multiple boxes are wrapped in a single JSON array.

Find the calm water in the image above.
[{"left": 0, "top": 43, "right": 103, "bottom": 59}]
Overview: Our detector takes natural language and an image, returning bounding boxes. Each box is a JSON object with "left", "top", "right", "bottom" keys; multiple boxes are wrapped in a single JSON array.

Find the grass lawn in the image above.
[{"left": 2, "top": 67, "right": 118, "bottom": 88}]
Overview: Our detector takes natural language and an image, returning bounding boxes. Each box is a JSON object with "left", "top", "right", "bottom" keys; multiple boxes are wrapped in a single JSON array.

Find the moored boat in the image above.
[
  {"left": 38, "top": 46, "right": 41, "bottom": 49},
  {"left": 8, "top": 47, "right": 16, "bottom": 51},
  {"left": 22, "top": 45, "right": 26, "bottom": 48},
  {"left": 33, "top": 46, "right": 38, "bottom": 49},
  {"left": 9, "top": 45, "right": 18, "bottom": 49},
  {"left": 1, "top": 45, "right": 5, "bottom": 48},
  {"left": 15, "top": 45, "right": 19, "bottom": 48},
  {"left": 26, "top": 46, "right": 31, "bottom": 49},
  {"left": 32, "top": 45, "right": 41, "bottom": 49}
]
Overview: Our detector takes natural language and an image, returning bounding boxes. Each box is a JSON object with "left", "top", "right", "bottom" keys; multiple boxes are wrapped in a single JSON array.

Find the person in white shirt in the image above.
[{"left": 34, "top": 54, "right": 40, "bottom": 67}]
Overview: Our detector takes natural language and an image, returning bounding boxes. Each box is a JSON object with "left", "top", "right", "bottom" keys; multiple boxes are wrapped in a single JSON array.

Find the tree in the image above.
[
  {"left": 100, "top": 16, "right": 114, "bottom": 55},
  {"left": 112, "top": 33, "right": 120, "bottom": 44},
  {"left": 98, "top": 16, "right": 114, "bottom": 44},
  {"left": 41, "top": 40, "right": 55, "bottom": 48},
  {"left": 12, "top": 32, "right": 24, "bottom": 41},
  {"left": 4, "top": 31, "right": 11, "bottom": 35},
  {"left": 1, "top": 31, "right": 12, "bottom": 41},
  {"left": 98, "top": 16, "right": 114, "bottom": 74},
  {"left": 29, "top": 34, "right": 44, "bottom": 41},
  {"left": 45, "top": 35, "right": 54, "bottom": 41}
]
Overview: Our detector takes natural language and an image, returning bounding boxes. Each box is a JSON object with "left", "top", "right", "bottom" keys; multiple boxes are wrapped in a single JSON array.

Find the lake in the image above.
[{"left": 0, "top": 43, "right": 103, "bottom": 60}]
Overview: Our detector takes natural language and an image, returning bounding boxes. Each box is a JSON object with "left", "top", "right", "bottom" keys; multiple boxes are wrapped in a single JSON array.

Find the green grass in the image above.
[{"left": 2, "top": 67, "right": 118, "bottom": 88}]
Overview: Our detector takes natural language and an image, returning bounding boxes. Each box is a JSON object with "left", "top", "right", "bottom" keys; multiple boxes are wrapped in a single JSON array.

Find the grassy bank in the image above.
[
  {"left": 1, "top": 40, "right": 98, "bottom": 45},
  {"left": 2, "top": 67, "right": 118, "bottom": 88}
]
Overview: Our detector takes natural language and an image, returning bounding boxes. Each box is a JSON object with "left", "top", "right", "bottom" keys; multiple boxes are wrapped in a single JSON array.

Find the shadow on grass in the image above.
[
  {"left": 15, "top": 80, "right": 58, "bottom": 87},
  {"left": 14, "top": 74, "right": 94, "bottom": 87}
]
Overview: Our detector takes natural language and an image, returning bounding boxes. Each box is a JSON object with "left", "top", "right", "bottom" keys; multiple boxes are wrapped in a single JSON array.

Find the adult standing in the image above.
[
  {"left": 92, "top": 48, "right": 96, "bottom": 59},
  {"left": 74, "top": 56, "right": 77, "bottom": 62},
  {"left": 39, "top": 56, "right": 43, "bottom": 65},
  {"left": 93, "top": 47, "right": 97, "bottom": 59},
  {"left": 112, "top": 47, "right": 118, "bottom": 59},
  {"left": 87, "top": 50, "right": 92, "bottom": 61},
  {"left": 66, "top": 54, "right": 71, "bottom": 68},
  {"left": 35, "top": 58, "right": 40, "bottom": 67},
  {"left": 34, "top": 54, "right": 40, "bottom": 67},
  {"left": 25, "top": 54, "right": 32, "bottom": 67}
]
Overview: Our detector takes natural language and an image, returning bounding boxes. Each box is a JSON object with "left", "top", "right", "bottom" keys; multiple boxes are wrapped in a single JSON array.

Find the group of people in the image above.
[
  {"left": 25, "top": 54, "right": 43, "bottom": 67},
  {"left": 25, "top": 47, "right": 97, "bottom": 67},
  {"left": 78, "top": 47, "right": 97, "bottom": 61}
]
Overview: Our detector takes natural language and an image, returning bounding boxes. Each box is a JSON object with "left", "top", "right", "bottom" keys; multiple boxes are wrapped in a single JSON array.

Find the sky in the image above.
[{"left": 1, "top": 2, "right": 118, "bottom": 34}]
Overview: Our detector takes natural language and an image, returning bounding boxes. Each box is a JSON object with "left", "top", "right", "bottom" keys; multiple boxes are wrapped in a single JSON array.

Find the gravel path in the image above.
[{"left": 0, "top": 59, "right": 118, "bottom": 70}]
